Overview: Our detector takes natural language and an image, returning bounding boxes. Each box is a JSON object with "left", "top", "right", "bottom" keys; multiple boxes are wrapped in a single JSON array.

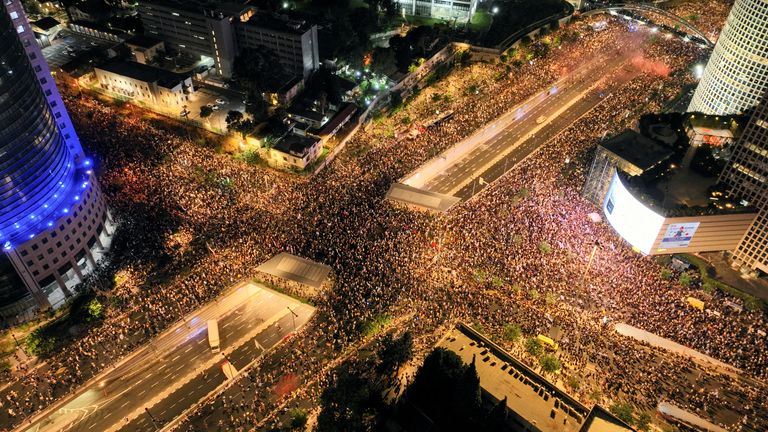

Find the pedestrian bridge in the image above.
[{"left": 585, "top": 3, "right": 714, "bottom": 47}]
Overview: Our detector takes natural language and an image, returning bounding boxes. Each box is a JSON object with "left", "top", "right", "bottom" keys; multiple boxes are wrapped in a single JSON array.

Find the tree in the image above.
[
  {"left": 289, "top": 408, "right": 308, "bottom": 429},
  {"left": 609, "top": 402, "right": 635, "bottom": 426},
  {"left": 377, "top": 331, "right": 414, "bottom": 375},
  {"left": 370, "top": 47, "right": 396, "bottom": 76},
  {"left": 525, "top": 337, "right": 543, "bottom": 357},
  {"left": 200, "top": 105, "right": 213, "bottom": 119},
  {"left": 539, "top": 354, "right": 561, "bottom": 373},
  {"left": 236, "top": 119, "right": 255, "bottom": 139},
  {"left": 317, "top": 369, "right": 380, "bottom": 432},
  {"left": 636, "top": 411, "right": 651, "bottom": 431},
  {"left": 225, "top": 110, "right": 243, "bottom": 128},
  {"left": 245, "top": 92, "right": 269, "bottom": 123},
  {"left": 502, "top": 323, "right": 521, "bottom": 342},
  {"left": 484, "top": 396, "right": 508, "bottom": 432}
]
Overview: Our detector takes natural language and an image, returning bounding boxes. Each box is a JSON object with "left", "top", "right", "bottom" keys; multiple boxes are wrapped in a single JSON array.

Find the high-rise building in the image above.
[
  {"left": 687, "top": 0, "right": 768, "bottom": 115},
  {"left": 720, "top": 91, "right": 768, "bottom": 275},
  {"left": 1, "top": 0, "right": 114, "bottom": 321}
]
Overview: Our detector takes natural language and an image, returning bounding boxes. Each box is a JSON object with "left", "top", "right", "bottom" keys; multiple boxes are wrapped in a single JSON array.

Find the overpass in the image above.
[{"left": 584, "top": 3, "right": 714, "bottom": 47}]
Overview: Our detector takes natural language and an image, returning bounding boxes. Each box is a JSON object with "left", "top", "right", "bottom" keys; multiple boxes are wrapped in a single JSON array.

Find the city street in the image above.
[
  {"left": 404, "top": 48, "right": 637, "bottom": 199},
  {"left": 20, "top": 282, "right": 314, "bottom": 432}
]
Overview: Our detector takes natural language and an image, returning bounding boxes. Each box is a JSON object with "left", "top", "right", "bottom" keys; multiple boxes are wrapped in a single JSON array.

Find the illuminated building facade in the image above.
[
  {"left": 720, "top": 91, "right": 768, "bottom": 275},
  {"left": 1, "top": 0, "right": 113, "bottom": 320},
  {"left": 394, "top": 0, "right": 479, "bottom": 19},
  {"left": 687, "top": 0, "right": 768, "bottom": 115}
]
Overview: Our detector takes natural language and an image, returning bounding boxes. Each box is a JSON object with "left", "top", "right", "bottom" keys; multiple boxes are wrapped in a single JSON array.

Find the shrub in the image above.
[
  {"left": 678, "top": 273, "right": 692, "bottom": 287},
  {"left": 538, "top": 241, "right": 552, "bottom": 254},
  {"left": 289, "top": 408, "right": 308, "bottom": 428},
  {"left": 502, "top": 323, "right": 521, "bottom": 342},
  {"left": 660, "top": 269, "right": 673, "bottom": 280},
  {"left": 609, "top": 402, "right": 635, "bottom": 425},
  {"left": 540, "top": 354, "right": 561, "bottom": 373},
  {"left": 528, "top": 289, "right": 540, "bottom": 301},
  {"left": 525, "top": 337, "right": 542, "bottom": 357}
]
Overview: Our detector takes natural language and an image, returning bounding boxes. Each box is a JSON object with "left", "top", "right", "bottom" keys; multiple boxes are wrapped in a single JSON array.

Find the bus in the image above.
[{"left": 207, "top": 319, "right": 220, "bottom": 353}]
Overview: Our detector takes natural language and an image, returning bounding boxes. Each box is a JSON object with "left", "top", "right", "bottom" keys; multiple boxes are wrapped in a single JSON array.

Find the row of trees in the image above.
[{"left": 316, "top": 331, "right": 414, "bottom": 431}]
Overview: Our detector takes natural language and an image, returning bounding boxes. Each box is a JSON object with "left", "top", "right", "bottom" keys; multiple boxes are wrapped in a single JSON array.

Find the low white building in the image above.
[
  {"left": 94, "top": 59, "right": 194, "bottom": 108},
  {"left": 271, "top": 134, "right": 322, "bottom": 170}
]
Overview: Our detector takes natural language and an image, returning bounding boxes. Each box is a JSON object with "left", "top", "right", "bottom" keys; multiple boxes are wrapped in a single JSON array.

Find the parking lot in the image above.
[
  {"left": 181, "top": 84, "right": 247, "bottom": 134},
  {"left": 41, "top": 30, "right": 116, "bottom": 68}
]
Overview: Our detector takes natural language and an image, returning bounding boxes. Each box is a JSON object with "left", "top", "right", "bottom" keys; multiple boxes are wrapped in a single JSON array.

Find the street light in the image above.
[
  {"left": 144, "top": 407, "right": 161, "bottom": 431},
  {"left": 286, "top": 306, "right": 298, "bottom": 333}
]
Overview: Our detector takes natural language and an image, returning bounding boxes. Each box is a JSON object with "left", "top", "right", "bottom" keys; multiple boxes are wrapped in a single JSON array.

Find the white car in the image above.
[
  {"left": 215, "top": 98, "right": 227, "bottom": 105},
  {"left": 206, "top": 103, "right": 215, "bottom": 108},
  {"left": 211, "top": 105, "right": 220, "bottom": 111}
]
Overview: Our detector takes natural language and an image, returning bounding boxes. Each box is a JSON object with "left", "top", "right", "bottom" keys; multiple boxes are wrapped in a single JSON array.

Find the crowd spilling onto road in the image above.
[{"left": 1, "top": 6, "right": 766, "bottom": 432}]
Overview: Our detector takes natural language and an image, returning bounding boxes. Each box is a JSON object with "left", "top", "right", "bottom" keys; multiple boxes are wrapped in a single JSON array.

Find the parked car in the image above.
[{"left": 215, "top": 98, "right": 227, "bottom": 105}]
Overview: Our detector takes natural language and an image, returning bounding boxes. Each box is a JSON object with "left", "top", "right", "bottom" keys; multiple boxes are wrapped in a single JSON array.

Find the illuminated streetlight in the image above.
[{"left": 492, "top": 6, "right": 499, "bottom": 14}]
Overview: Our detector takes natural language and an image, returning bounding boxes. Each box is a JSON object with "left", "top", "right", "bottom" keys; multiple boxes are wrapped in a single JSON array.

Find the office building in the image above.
[
  {"left": 1, "top": 0, "right": 113, "bottom": 320},
  {"left": 720, "top": 91, "right": 768, "bottom": 275},
  {"left": 394, "top": 0, "right": 479, "bottom": 20},
  {"left": 137, "top": 0, "right": 319, "bottom": 79},
  {"left": 687, "top": 0, "right": 768, "bottom": 115},
  {"left": 234, "top": 13, "right": 319, "bottom": 78}
]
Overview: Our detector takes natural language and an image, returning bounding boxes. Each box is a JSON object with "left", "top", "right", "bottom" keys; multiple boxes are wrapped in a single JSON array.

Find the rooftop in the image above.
[
  {"left": 686, "top": 112, "right": 745, "bottom": 138},
  {"left": 600, "top": 130, "right": 673, "bottom": 173},
  {"left": 31, "top": 17, "right": 60, "bottom": 31},
  {"left": 125, "top": 34, "right": 164, "bottom": 49},
  {"left": 603, "top": 125, "right": 751, "bottom": 216},
  {"left": 96, "top": 59, "right": 190, "bottom": 89},
  {"left": 273, "top": 134, "right": 319, "bottom": 157},
  {"left": 242, "top": 12, "right": 314, "bottom": 35},
  {"left": 439, "top": 325, "right": 632, "bottom": 432}
]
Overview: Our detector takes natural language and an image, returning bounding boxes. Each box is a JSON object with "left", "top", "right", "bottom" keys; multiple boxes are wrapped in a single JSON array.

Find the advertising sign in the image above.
[{"left": 660, "top": 222, "right": 700, "bottom": 248}]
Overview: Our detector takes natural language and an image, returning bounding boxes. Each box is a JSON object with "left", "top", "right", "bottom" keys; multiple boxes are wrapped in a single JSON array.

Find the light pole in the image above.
[
  {"left": 144, "top": 407, "right": 161, "bottom": 431},
  {"left": 286, "top": 306, "right": 298, "bottom": 333},
  {"left": 581, "top": 241, "right": 600, "bottom": 286}
]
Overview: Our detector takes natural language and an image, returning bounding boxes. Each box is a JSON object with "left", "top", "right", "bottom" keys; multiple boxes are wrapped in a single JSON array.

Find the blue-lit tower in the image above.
[{"left": 1, "top": 0, "right": 114, "bottom": 320}]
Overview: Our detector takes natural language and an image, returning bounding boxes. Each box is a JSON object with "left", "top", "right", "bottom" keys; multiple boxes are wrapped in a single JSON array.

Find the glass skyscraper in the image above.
[
  {"left": 1, "top": 0, "right": 113, "bottom": 321},
  {"left": 720, "top": 91, "right": 768, "bottom": 275},
  {"left": 687, "top": 0, "right": 768, "bottom": 115}
]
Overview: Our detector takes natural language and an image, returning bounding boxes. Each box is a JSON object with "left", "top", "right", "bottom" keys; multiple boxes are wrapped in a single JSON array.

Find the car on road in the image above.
[
  {"left": 206, "top": 102, "right": 215, "bottom": 108},
  {"left": 536, "top": 115, "right": 547, "bottom": 124},
  {"left": 215, "top": 98, "right": 227, "bottom": 105},
  {"left": 211, "top": 105, "right": 220, "bottom": 111}
]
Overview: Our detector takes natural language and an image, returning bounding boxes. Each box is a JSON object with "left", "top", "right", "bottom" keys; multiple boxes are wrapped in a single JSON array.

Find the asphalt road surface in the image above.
[
  {"left": 22, "top": 283, "right": 314, "bottom": 432},
  {"left": 418, "top": 49, "right": 637, "bottom": 197}
]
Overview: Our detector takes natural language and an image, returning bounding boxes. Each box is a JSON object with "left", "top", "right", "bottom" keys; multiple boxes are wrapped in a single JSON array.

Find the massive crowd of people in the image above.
[{"left": 1, "top": 3, "right": 766, "bottom": 431}]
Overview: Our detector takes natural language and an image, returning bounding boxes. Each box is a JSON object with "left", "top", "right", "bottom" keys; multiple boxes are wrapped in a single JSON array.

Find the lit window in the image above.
[{"left": 16, "top": 24, "right": 24, "bottom": 33}]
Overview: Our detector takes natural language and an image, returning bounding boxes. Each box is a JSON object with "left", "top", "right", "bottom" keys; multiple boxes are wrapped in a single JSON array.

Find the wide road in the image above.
[
  {"left": 411, "top": 47, "right": 639, "bottom": 198},
  {"left": 21, "top": 283, "right": 314, "bottom": 432}
]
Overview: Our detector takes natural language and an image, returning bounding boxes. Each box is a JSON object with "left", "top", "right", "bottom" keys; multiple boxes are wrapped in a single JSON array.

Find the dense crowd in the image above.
[{"left": 2, "top": 4, "right": 766, "bottom": 432}]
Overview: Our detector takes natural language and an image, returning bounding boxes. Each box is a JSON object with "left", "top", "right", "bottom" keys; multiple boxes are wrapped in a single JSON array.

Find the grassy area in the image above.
[
  {"left": 468, "top": 11, "right": 492, "bottom": 33},
  {"left": 360, "top": 313, "right": 392, "bottom": 337},
  {"left": 252, "top": 277, "right": 316, "bottom": 306},
  {"left": 676, "top": 254, "right": 765, "bottom": 312}
]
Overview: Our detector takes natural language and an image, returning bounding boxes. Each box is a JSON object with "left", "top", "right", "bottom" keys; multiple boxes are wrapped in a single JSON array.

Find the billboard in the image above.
[
  {"left": 603, "top": 173, "right": 664, "bottom": 254},
  {"left": 659, "top": 222, "right": 700, "bottom": 248}
]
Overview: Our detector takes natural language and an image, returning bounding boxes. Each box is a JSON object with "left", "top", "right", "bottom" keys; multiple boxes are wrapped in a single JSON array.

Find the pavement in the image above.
[
  {"left": 401, "top": 46, "right": 640, "bottom": 202},
  {"left": 18, "top": 282, "right": 314, "bottom": 432},
  {"left": 613, "top": 323, "right": 740, "bottom": 375},
  {"left": 40, "top": 30, "right": 116, "bottom": 69}
]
